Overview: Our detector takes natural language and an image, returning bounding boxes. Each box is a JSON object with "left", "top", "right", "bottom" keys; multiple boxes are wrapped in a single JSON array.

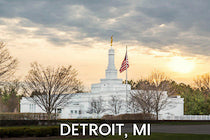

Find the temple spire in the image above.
[
  {"left": 105, "top": 36, "right": 117, "bottom": 79},
  {"left": 111, "top": 35, "right": 113, "bottom": 48}
]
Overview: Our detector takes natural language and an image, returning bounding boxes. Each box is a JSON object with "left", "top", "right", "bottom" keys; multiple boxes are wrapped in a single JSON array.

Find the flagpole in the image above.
[{"left": 126, "top": 46, "right": 128, "bottom": 113}]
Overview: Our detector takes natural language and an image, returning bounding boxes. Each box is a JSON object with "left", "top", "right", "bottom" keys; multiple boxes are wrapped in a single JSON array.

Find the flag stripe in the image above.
[{"left": 119, "top": 51, "right": 129, "bottom": 73}]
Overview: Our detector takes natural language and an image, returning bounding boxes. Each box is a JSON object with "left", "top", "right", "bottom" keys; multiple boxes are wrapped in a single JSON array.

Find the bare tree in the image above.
[
  {"left": 130, "top": 70, "right": 176, "bottom": 120},
  {"left": 128, "top": 97, "right": 139, "bottom": 113},
  {"left": 87, "top": 96, "right": 106, "bottom": 117},
  {"left": 0, "top": 42, "right": 18, "bottom": 80},
  {"left": 149, "top": 71, "right": 170, "bottom": 120},
  {"left": 129, "top": 80, "right": 154, "bottom": 114},
  {"left": 107, "top": 95, "right": 123, "bottom": 115},
  {"left": 130, "top": 90, "right": 154, "bottom": 115},
  {"left": 194, "top": 73, "right": 210, "bottom": 95},
  {"left": 23, "top": 62, "right": 82, "bottom": 118}
]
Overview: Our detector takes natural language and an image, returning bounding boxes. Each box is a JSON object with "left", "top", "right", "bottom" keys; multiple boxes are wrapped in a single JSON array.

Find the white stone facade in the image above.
[{"left": 20, "top": 46, "right": 184, "bottom": 120}]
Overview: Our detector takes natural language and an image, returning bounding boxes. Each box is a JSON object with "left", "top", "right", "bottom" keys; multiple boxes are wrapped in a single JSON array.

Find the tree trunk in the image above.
[
  {"left": 47, "top": 111, "right": 51, "bottom": 120},
  {"left": 156, "top": 111, "right": 159, "bottom": 120}
]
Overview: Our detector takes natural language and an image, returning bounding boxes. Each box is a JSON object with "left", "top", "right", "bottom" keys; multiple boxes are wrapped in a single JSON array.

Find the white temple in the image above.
[{"left": 20, "top": 43, "right": 184, "bottom": 120}]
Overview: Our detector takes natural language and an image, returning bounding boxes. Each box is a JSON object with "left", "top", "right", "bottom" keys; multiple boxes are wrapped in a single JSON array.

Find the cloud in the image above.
[{"left": 0, "top": 0, "right": 209, "bottom": 56}]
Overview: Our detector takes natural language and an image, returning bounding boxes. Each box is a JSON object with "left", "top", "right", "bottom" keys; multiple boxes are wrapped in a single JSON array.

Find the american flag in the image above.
[{"left": 119, "top": 51, "right": 129, "bottom": 73}]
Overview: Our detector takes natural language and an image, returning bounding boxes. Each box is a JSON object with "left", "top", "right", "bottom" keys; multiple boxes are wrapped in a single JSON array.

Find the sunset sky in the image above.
[{"left": 0, "top": 0, "right": 210, "bottom": 89}]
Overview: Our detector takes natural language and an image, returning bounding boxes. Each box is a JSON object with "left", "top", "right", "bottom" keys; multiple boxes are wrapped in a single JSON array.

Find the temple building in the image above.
[{"left": 20, "top": 43, "right": 184, "bottom": 120}]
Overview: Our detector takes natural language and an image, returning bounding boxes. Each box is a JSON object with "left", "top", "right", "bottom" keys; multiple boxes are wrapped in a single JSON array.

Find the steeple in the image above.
[
  {"left": 105, "top": 36, "right": 117, "bottom": 79},
  {"left": 91, "top": 36, "right": 131, "bottom": 93}
]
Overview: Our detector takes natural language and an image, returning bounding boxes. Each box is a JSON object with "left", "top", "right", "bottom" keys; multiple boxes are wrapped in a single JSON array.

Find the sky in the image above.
[{"left": 0, "top": 0, "right": 210, "bottom": 89}]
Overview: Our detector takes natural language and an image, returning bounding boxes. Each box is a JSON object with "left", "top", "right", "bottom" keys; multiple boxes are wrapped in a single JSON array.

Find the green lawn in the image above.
[
  {"left": 153, "top": 121, "right": 210, "bottom": 125},
  {"left": 1, "top": 125, "right": 210, "bottom": 139},
  {"left": 57, "top": 133, "right": 210, "bottom": 140}
]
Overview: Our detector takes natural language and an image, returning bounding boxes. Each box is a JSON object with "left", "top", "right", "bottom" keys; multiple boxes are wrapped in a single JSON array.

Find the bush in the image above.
[
  {"left": 59, "top": 119, "right": 103, "bottom": 124},
  {"left": 0, "top": 120, "right": 59, "bottom": 127},
  {"left": 0, "top": 113, "right": 57, "bottom": 120},
  {"left": 102, "top": 113, "right": 155, "bottom": 120}
]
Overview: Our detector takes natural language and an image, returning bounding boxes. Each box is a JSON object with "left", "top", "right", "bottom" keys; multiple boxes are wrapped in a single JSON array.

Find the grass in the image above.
[
  {"left": 1, "top": 124, "right": 210, "bottom": 139},
  {"left": 56, "top": 133, "right": 210, "bottom": 140},
  {"left": 152, "top": 121, "right": 210, "bottom": 125}
]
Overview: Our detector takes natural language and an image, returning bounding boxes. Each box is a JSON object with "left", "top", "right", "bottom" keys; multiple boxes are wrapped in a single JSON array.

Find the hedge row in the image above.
[
  {"left": 0, "top": 113, "right": 57, "bottom": 120},
  {"left": 59, "top": 119, "right": 103, "bottom": 124},
  {"left": 102, "top": 113, "right": 155, "bottom": 120},
  {"left": 0, "top": 120, "right": 59, "bottom": 127},
  {"left": 0, "top": 126, "right": 59, "bottom": 138},
  {"left": 0, "top": 119, "right": 102, "bottom": 127}
]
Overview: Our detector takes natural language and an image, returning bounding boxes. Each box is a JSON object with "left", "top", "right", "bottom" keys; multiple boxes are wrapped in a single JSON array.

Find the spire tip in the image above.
[{"left": 111, "top": 35, "right": 113, "bottom": 47}]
